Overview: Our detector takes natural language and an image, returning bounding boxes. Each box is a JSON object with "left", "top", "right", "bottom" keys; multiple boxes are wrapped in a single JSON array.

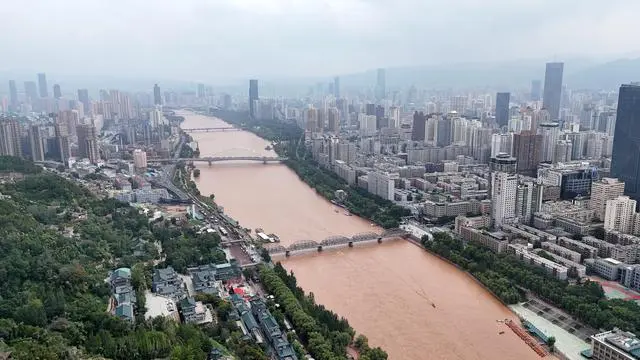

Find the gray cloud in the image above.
[{"left": 0, "top": 0, "right": 638, "bottom": 81}]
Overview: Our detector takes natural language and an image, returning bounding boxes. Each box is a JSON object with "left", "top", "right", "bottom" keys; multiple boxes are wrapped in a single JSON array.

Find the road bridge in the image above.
[
  {"left": 182, "top": 127, "right": 241, "bottom": 133},
  {"left": 151, "top": 156, "right": 287, "bottom": 165},
  {"left": 267, "top": 228, "right": 410, "bottom": 259}
]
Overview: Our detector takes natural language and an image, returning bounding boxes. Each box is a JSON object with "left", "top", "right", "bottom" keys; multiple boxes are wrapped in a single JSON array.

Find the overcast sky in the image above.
[{"left": 1, "top": 0, "right": 639, "bottom": 81}]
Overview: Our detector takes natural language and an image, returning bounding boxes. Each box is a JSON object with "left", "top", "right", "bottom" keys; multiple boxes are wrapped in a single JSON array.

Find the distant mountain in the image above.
[{"left": 565, "top": 58, "right": 640, "bottom": 90}]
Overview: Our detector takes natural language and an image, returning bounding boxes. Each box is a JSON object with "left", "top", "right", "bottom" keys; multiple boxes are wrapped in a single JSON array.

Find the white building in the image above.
[
  {"left": 538, "top": 122, "right": 560, "bottom": 163},
  {"left": 133, "top": 149, "right": 147, "bottom": 170},
  {"left": 389, "top": 106, "right": 400, "bottom": 128},
  {"left": 605, "top": 196, "right": 638, "bottom": 234},
  {"left": 359, "top": 114, "right": 377, "bottom": 136},
  {"left": 590, "top": 178, "right": 626, "bottom": 221},
  {"left": 490, "top": 133, "right": 513, "bottom": 158},
  {"left": 150, "top": 108, "right": 163, "bottom": 128},
  {"left": 367, "top": 171, "right": 397, "bottom": 200},
  {"left": 491, "top": 171, "right": 518, "bottom": 227}
]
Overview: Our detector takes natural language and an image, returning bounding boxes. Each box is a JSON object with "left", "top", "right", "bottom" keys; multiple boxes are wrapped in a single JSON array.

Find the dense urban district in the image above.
[{"left": 1, "top": 63, "right": 640, "bottom": 360}]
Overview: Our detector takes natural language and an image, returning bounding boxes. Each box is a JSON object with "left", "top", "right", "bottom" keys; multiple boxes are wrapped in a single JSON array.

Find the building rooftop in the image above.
[
  {"left": 594, "top": 329, "right": 640, "bottom": 359},
  {"left": 604, "top": 258, "right": 622, "bottom": 265}
]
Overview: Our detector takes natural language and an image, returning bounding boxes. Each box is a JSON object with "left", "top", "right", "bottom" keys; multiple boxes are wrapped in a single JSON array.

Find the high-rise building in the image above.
[
  {"left": 24, "top": 81, "right": 38, "bottom": 103},
  {"left": 411, "top": 111, "right": 426, "bottom": 141},
  {"left": 538, "top": 122, "right": 560, "bottom": 163},
  {"left": 77, "top": 89, "right": 90, "bottom": 115},
  {"left": 153, "top": 84, "right": 162, "bottom": 105},
  {"left": 589, "top": 178, "right": 626, "bottom": 221},
  {"left": 513, "top": 131, "right": 542, "bottom": 176},
  {"left": 531, "top": 80, "right": 541, "bottom": 101},
  {"left": 491, "top": 133, "right": 513, "bottom": 158},
  {"left": 327, "top": 107, "right": 339, "bottom": 132},
  {"left": 37, "top": 73, "right": 48, "bottom": 98},
  {"left": 542, "top": 62, "right": 564, "bottom": 120},
  {"left": 554, "top": 140, "right": 572, "bottom": 163},
  {"left": 436, "top": 117, "right": 452, "bottom": 147},
  {"left": 516, "top": 180, "right": 543, "bottom": 225},
  {"left": 249, "top": 79, "right": 259, "bottom": 119},
  {"left": 611, "top": 84, "right": 640, "bottom": 201},
  {"left": 333, "top": 76, "right": 340, "bottom": 98},
  {"left": 28, "top": 125, "right": 44, "bottom": 162},
  {"left": 54, "top": 122, "right": 71, "bottom": 165},
  {"left": 389, "top": 106, "right": 400, "bottom": 129},
  {"left": 0, "top": 119, "right": 23, "bottom": 157},
  {"left": 490, "top": 154, "right": 518, "bottom": 227},
  {"left": 133, "top": 149, "right": 147, "bottom": 169},
  {"left": 495, "top": 92, "right": 510, "bottom": 127},
  {"left": 53, "top": 84, "right": 62, "bottom": 99},
  {"left": 604, "top": 196, "right": 637, "bottom": 234},
  {"left": 8, "top": 81, "right": 18, "bottom": 111},
  {"left": 197, "top": 83, "right": 205, "bottom": 98},
  {"left": 375, "top": 68, "right": 386, "bottom": 101},
  {"left": 76, "top": 124, "right": 99, "bottom": 164}
]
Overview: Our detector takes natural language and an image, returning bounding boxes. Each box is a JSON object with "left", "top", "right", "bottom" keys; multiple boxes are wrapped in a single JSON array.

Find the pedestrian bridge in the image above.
[
  {"left": 266, "top": 228, "right": 410, "bottom": 258},
  {"left": 152, "top": 156, "right": 287, "bottom": 164}
]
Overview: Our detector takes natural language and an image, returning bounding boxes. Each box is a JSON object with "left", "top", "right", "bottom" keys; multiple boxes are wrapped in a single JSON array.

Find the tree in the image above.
[{"left": 546, "top": 336, "right": 556, "bottom": 352}]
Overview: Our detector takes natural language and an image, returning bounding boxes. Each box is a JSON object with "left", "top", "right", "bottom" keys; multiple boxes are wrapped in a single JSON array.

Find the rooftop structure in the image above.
[{"left": 591, "top": 329, "right": 640, "bottom": 360}]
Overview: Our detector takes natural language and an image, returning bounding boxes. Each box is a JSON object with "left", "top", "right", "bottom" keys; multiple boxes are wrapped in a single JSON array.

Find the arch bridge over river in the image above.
[{"left": 266, "top": 228, "right": 410, "bottom": 258}]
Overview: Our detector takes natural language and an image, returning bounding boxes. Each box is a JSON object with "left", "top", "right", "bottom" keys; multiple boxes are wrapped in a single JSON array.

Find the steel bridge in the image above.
[
  {"left": 151, "top": 156, "right": 287, "bottom": 164},
  {"left": 266, "top": 228, "right": 409, "bottom": 257},
  {"left": 182, "top": 127, "right": 241, "bottom": 133}
]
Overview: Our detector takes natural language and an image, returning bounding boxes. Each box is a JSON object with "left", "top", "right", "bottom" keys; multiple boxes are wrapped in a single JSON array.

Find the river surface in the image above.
[{"left": 179, "top": 110, "right": 540, "bottom": 360}]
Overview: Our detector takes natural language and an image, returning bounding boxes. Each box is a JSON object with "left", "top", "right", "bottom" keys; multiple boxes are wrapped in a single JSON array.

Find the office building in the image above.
[
  {"left": 249, "top": 79, "right": 259, "bottom": 119},
  {"left": 611, "top": 84, "right": 640, "bottom": 201},
  {"left": 591, "top": 329, "right": 640, "bottom": 360},
  {"left": 411, "top": 111, "right": 426, "bottom": 141},
  {"left": 512, "top": 131, "right": 542, "bottom": 176},
  {"left": 531, "top": 80, "right": 541, "bottom": 101},
  {"left": 37, "top": 73, "right": 48, "bottom": 98},
  {"left": 495, "top": 92, "right": 510, "bottom": 127},
  {"left": 77, "top": 89, "right": 90, "bottom": 115},
  {"left": 334, "top": 76, "right": 340, "bottom": 98},
  {"left": 542, "top": 62, "right": 564, "bottom": 120},
  {"left": 24, "top": 81, "right": 38, "bottom": 102},
  {"left": 0, "top": 120, "right": 23, "bottom": 157},
  {"left": 8, "top": 80, "right": 18, "bottom": 111},
  {"left": 53, "top": 84, "right": 62, "bottom": 99},
  {"left": 437, "top": 117, "right": 452, "bottom": 147},
  {"left": 605, "top": 196, "right": 637, "bottom": 234},
  {"left": 28, "top": 125, "right": 44, "bottom": 162},
  {"left": 590, "top": 178, "right": 626, "bottom": 221},
  {"left": 153, "top": 84, "right": 162, "bottom": 105},
  {"left": 133, "top": 149, "right": 147, "bottom": 170},
  {"left": 76, "top": 124, "right": 100, "bottom": 164},
  {"left": 490, "top": 154, "right": 518, "bottom": 227},
  {"left": 538, "top": 122, "right": 560, "bottom": 163},
  {"left": 376, "top": 68, "right": 385, "bottom": 101}
]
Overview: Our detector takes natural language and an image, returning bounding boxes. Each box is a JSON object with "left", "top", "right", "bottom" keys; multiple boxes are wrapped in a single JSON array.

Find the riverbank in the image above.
[{"left": 207, "top": 109, "right": 410, "bottom": 229}]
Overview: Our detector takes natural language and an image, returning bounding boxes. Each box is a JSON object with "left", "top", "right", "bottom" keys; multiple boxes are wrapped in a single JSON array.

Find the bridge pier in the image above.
[
  {"left": 348, "top": 241, "right": 353, "bottom": 248},
  {"left": 286, "top": 250, "right": 290, "bottom": 257},
  {"left": 208, "top": 160, "right": 212, "bottom": 166},
  {"left": 317, "top": 245, "right": 323, "bottom": 252},
  {"left": 378, "top": 237, "right": 382, "bottom": 243}
]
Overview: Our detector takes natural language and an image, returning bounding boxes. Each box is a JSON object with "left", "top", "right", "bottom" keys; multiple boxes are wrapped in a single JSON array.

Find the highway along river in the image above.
[{"left": 179, "top": 110, "right": 540, "bottom": 360}]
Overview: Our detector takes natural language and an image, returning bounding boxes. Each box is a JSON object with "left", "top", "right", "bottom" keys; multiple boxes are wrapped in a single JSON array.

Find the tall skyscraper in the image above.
[
  {"left": 54, "top": 122, "right": 71, "bottom": 165},
  {"left": 197, "top": 83, "right": 205, "bottom": 98},
  {"left": 53, "top": 84, "right": 62, "bottom": 99},
  {"left": 531, "top": 80, "right": 541, "bottom": 101},
  {"left": 334, "top": 76, "right": 340, "bottom": 98},
  {"left": 375, "top": 68, "right": 386, "bottom": 101},
  {"left": 24, "top": 81, "right": 38, "bottom": 102},
  {"left": 77, "top": 89, "right": 90, "bottom": 115},
  {"left": 76, "top": 124, "right": 99, "bottom": 164},
  {"left": 37, "top": 73, "right": 48, "bottom": 98},
  {"left": 513, "top": 131, "right": 542, "bottom": 176},
  {"left": 590, "top": 178, "right": 626, "bottom": 221},
  {"left": 28, "top": 125, "right": 44, "bottom": 162},
  {"left": 538, "top": 122, "right": 560, "bottom": 163},
  {"left": 411, "top": 111, "right": 426, "bottom": 141},
  {"left": 249, "top": 79, "right": 259, "bottom": 118},
  {"left": 490, "top": 154, "right": 518, "bottom": 228},
  {"left": 153, "top": 84, "right": 162, "bottom": 105},
  {"left": 495, "top": 92, "right": 510, "bottom": 127},
  {"left": 0, "top": 119, "right": 23, "bottom": 157},
  {"left": 542, "top": 62, "right": 564, "bottom": 120},
  {"left": 327, "top": 107, "right": 340, "bottom": 132},
  {"left": 612, "top": 84, "right": 640, "bottom": 201},
  {"left": 8, "top": 80, "right": 18, "bottom": 111}
]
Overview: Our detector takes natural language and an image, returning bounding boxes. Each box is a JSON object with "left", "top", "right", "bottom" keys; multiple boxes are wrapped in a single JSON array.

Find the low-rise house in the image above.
[
  {"left": 178, "top": 297, "right": 210, "bottom": 324},
  {"left": 115, "top": 303, "right": 134, "bottom": 322},
  {"left": 250, "top": 297, "right": 298, "bottom": 360},
  {"left": 189, "top": 261, "right": 243, "bottom": 294},
  {"left": 110, "top": 267, "right": 132, "bottom": 288},
  {"left": 152, "top": 267, "right": 186, "bottom": 300}
]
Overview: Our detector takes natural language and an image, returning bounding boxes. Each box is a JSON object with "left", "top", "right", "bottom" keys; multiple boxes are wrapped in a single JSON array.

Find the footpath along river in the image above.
[{"left": 179, "top": 110, "right": 540, "bottom": 360}]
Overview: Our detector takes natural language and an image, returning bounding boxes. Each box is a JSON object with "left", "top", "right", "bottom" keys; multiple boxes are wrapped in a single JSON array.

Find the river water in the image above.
[{"left": 179, "top": 110, "right": 540, "bottom": 360}]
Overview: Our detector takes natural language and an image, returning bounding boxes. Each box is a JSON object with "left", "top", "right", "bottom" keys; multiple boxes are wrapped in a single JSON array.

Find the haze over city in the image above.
[{"left": 2, "top": 0, "right": 640, "bottom": 81}]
